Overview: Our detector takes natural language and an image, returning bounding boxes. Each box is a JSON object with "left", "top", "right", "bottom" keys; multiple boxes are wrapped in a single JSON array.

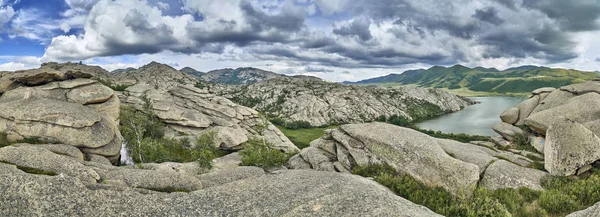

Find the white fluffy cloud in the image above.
[{"left": 0, "top": 5, "right": 14, "bottom": 27}]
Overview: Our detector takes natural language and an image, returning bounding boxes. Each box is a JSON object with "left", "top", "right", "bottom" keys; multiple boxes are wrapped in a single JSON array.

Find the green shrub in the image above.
[
  {"left": 539, "top": 190, "right": 580, "bottom": 214},
  {"left": 240, "top": 139, "right": 291, "bottom": 168},
  {"left": 353, "top": 164, "right": 511, "bottom": 217},
  {"left": 120, "top": 103, "right": 223, "bottom": 167},
  {"left": 284, "top": 120, "right": 312, "bottom": 129},
  {"left": 96, "top": 79, "right": 131, "bottom": 91},
  {"left": 269, "top": 117, "right": 285, "bottom": 126}
]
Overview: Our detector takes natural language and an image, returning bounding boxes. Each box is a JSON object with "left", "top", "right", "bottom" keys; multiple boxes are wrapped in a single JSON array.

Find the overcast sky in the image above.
[{"left": 1, "top": 0, "right": 599, "bottom": 81}]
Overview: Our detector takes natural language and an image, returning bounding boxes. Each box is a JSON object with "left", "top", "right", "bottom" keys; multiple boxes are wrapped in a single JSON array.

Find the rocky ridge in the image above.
[
  {"left": 288, "top": 122, "right": 548, "bottom": 196},
  {"left": 115, "top": 62, "right": 298, "bottom": 152},
  {"left": 199, "top": 67, "right": 284, "bottom": 85},
  {"left": 115, "top": 61, "right": 198, "bottom": 90},
  {"left": 217, "top": 76, "right": 473, "bottom": 127},
  {"left": 494, "top": 80, "right": 600, "bottom": 176}
]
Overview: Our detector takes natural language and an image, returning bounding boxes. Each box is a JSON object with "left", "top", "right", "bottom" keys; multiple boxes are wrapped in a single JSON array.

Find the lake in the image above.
[{"left": 416, "top": 96, "right": 526, "bottom": 136}]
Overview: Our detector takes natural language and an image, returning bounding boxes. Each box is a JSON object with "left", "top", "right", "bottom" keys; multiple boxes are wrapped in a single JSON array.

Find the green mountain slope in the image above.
[{"left": 347, "top": 65, "right": 598, "bottom": 94}]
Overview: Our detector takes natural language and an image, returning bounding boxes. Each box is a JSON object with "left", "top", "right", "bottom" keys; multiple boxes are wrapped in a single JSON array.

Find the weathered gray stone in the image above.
[
  {"left": 341, "top": 123, "right": 480, "bottom": 197},
  {"left": 493, "top": 122, "right": 525, "bottom": 141},
  {"left": 287, "top": 154, "right": 312, "bottom": 169},
  {"left": 0, "top": 166, "right": 442, "bottom": 216},
  {"left": 66, "top": 83, "right": 114, "bottom": 104},
  {"left": 532, "top": 87, "right": 556, "bottom": 95},
  {"left": 141, "top": 161, "right": 206, "bottom": 175},
  {"left": 85, "top": 154, "right": 112, "bottom": 166},
  {"left": 500, "top": 107, "right": 519, "bottom": 124},
  {"left": 299, "top": 147, "right": 336, "bottom": 171},
  {"left": 583, "top": 119, "right": 600, "bottom": 137},
  {"left": 528, "top": 136, "right": 546, "bottom": 153},
  {"left": 310, "top": 137, "right": 337, "bottom": 156},
  {"left": 470, "top": 141, "right": 496, "bottom": 148},
  {"left": 13, "top": 143, "right": 84, "bottom": 161},
  {"left": 567, "top": 201, "right": 600, "bottom": 217},
  {"left": 210, "top": 152, "right": 242, "bottom": 171},
  {"left": 515, "top": 95, "right": 540, "bottom": 126},
  {"left": 57, "top": 78, "right": 97, "bottom": 89},
  {"left": 0, "top": 146, "right": 100, "bottom": 183},
  {"left": 0, "top": 68, "right": 65, "bottom": 93},
  {"left": 480, "top": 160, "right": 548, "bottom": 190},
  {"left": 436, "top": 138, "right": 496, "bottom": 175},
  {"left": 210, "top": 126, "right": 248, "bottom": 149},
  {"left": 530, "top": 90, "right": 575, "bottom": 114},
  {"left": 560, "top": 81, "right": 600, "bottom": 95},
  {"left": 198, "top": 166, "right": 265, "bottom": 188},
  {"left": 490, "top": 136, "right": 510, "bottom": 147},
  {"left": 526, "top": 93, "right": 600, "bottom": 135},
  {"left": 545, "top": 118, "right": 600, "bottom": 176},
  {"left": 103, "top": 168, "right": 203, "bottom": 192}
]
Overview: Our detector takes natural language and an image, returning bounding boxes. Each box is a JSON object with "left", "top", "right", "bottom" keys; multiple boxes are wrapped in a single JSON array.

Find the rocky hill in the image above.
[
  {"left": 198, "top": 67, "right": 284, "bottom": 85},
  {"left": 347, "top": 65, "right": 598, "bottom": 94},
  {"left": 179, "top": 67, "right": 203, "bottom": 78},
  {"left": 217, "top": 76, "right": 473, "bottom": 127},
  {"left": 115, "top": 62, "right": 198, "bottom": 89},
  {"left": 110, "top": 67, "right": 136, "bottom": 75}
]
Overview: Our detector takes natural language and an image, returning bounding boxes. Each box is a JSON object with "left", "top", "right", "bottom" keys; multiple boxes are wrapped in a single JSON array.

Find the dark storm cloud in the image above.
[
  {"left": 522, "top": 0, "right": 600, "bottom": 31},
  {"left": 473, "top": 7, "right": 504, "bottom": 25},
  {"left": 479, "top": 27, "right": 577, "bottom": 62},
  {"left": 333, "top": 18, "right": 373, "bottom": 41},
  {"left": 239, "top": 1, "right": 304, "bottom": 32},
  {"left": 45, "top": 0, "right": 600, "bottom": 68},
  {"left": 596, "top": 57, "right": 600, "bottom": 62},
  {"left": 493, "top": 0, "right": 518, "bottom": 10},
  {"left": 305, "top": 66, "right": 334, "bottom": 73},
  {"left": 186, "top": 1, "right": 304, "bottom": 47}
]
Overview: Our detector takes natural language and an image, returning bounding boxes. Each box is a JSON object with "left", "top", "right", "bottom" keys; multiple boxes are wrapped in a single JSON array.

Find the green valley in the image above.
[{"left": 347, "top": 65, "right": 599, "bottom": 95}]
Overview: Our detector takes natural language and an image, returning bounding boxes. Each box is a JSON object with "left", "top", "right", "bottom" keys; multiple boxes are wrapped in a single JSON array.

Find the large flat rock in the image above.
[
  {"left": 480, "top": 160, "right": 548, "bottom": 191},
  {"left": 0, "top": 165, "right": 442, "bottom": 216},
  {"left": 340, "top": 122, "right": 480, "bottom": 197}
]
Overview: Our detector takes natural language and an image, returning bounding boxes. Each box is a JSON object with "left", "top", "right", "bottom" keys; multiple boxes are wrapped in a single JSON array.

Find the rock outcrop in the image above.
[
  {"left": 495, "top": 81, "right": 600, "bottom": 176},
  {"left": 116, "top": 62, "right": 298, "bottom": 153},
  {"left": 480, "top": 160, "right": 548, "bottom": 191},
  {"left": 0, "top": 144, "right": 442, "bottom": 217},
  {"left": 119, "top": 84, "right": 298, "bottom": 153},
  {"left": 115, "top": 61, "right": 198, "bottom": 89},
  {"left": 219, "top": 76, "right": 473, "bottom": 127},
  {"left": 0, "top": 66, "right": 122, "bottom": 164},
  {"left": 289, "top": 122, "right": 480, "bottom": 196},
  {"left": 289, "top": 122, "right": 547, "bottom": 195}
]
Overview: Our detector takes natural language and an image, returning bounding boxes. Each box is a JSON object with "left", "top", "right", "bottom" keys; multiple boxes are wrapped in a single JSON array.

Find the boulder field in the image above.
[{"left": 494, "top": 81, "right": 600, "bottom": 176}]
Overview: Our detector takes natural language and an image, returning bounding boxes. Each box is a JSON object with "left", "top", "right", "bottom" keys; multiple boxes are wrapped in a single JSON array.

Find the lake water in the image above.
[{"left": 416, "top": 96, "right": 526, "bottom": 136}]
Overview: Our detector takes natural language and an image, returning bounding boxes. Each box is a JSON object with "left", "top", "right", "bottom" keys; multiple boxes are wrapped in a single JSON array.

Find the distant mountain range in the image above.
[
  {"left": 345, "top": 65, "right": 599, "bottom": 93},
  {"left": 179, "top": 67, "right": 203, "bottom": 78}
]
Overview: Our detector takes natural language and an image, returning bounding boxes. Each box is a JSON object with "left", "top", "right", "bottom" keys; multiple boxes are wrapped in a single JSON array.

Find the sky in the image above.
[{"left": 0, "top": 0, "right": 600, "bottom": 82}]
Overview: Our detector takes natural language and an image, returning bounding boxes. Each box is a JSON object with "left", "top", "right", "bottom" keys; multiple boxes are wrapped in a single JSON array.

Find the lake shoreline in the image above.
[{"left": 416, "top": 96, "right": 526, "bottom": 136}]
